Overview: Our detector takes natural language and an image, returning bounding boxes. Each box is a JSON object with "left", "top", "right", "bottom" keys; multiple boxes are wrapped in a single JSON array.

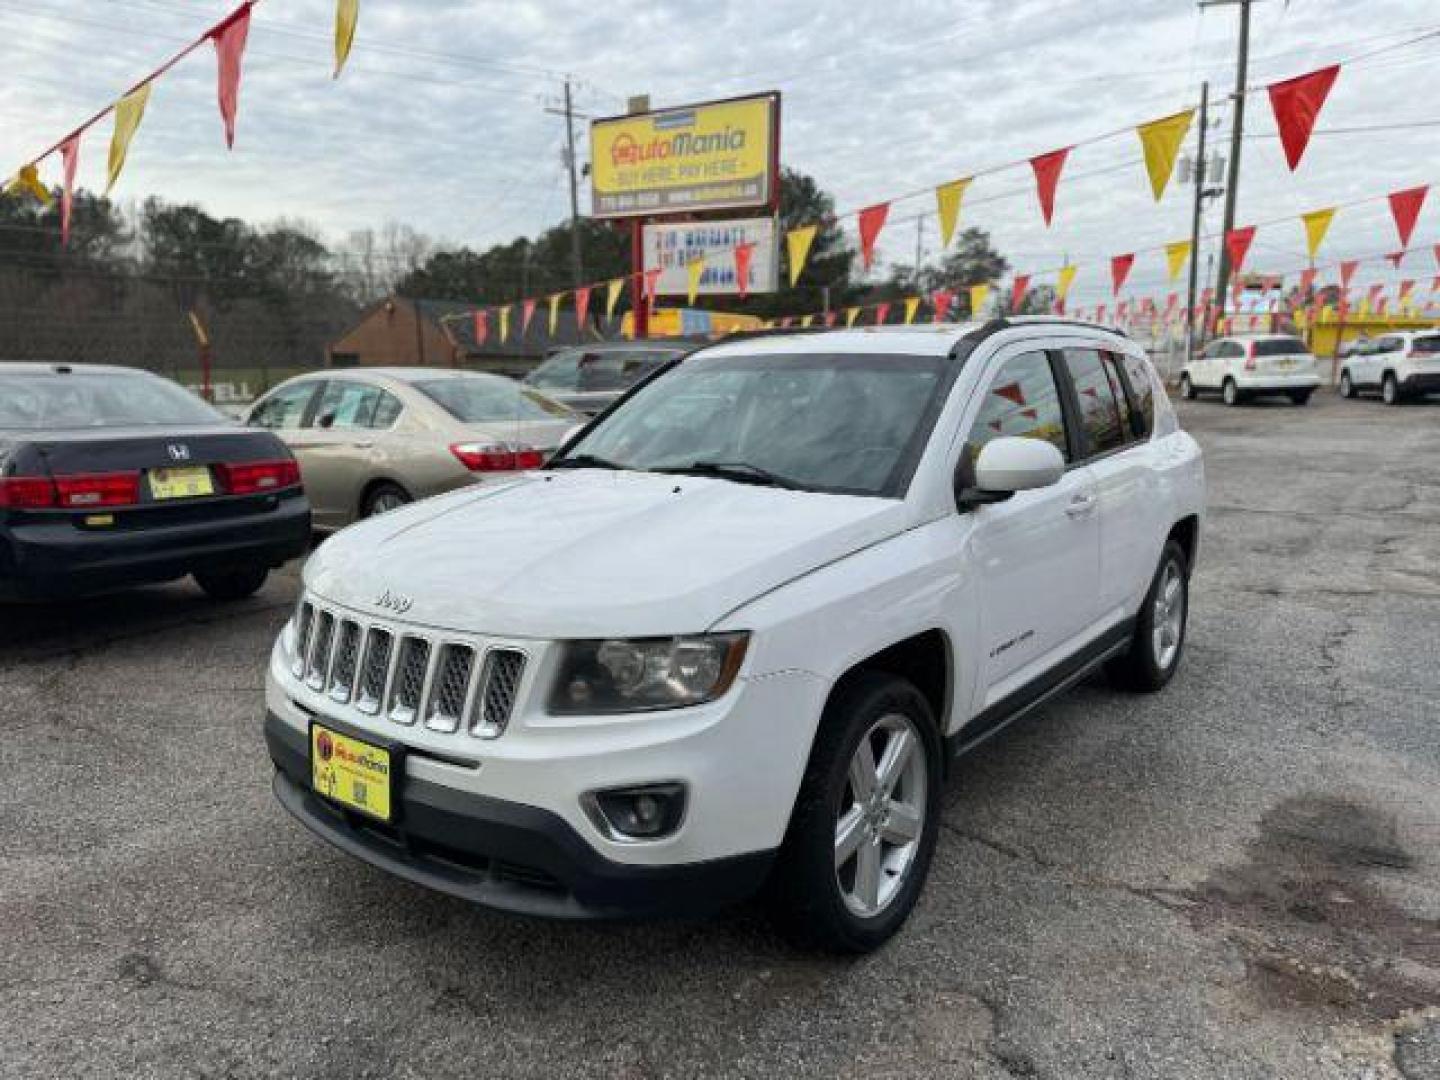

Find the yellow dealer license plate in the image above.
[
  {"left": 148, "top": 466, "right": 214, "bottom": 500},
  {"left": 311, "top": 723, "right": 395, "bottom": 822}
]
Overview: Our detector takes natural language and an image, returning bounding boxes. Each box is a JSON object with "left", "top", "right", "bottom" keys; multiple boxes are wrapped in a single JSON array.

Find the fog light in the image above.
[{"left": 585, "top": 783, "right": 686, "bottom": 841}]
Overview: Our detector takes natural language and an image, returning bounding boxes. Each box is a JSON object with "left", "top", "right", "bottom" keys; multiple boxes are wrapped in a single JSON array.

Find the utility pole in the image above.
[
  {"left": 1185, "top": 81, "right": 1210, "bottom": 366},
  {"left": 913, "top": 217, "right": 925, "bottom": 283},
  {"left": 1201, "top": 0, "right": 1253, "bottom": 337},
  {"left": 545, "top": 79, "right": 586, "bottom": 293}
]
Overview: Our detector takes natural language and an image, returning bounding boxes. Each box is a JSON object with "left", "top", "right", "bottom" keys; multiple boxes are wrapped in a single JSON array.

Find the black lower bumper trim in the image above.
[
  {"left": 265, "top": 711, "right": 775, "bottom": 919},
  {"left": 1400, "top": 373, "right": 1440, "bottom": 393}
]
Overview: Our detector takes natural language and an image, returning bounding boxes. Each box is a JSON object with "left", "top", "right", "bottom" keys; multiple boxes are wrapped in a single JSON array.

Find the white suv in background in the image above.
[
  {"left": 264, "top": 320, "right": 1205, "bottom": 952},
  {"left": 1338, "top": 330, "right": 1440, "bottom": 404},
  {"left": 1179, "top": 333, "right": 1322, "bottom": 406}
]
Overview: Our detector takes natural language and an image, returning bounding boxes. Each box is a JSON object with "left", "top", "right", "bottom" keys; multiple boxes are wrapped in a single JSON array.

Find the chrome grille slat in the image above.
[
  {"left": 291, "top": 601, "right": 315, "bottom": 679},
  {"left": 355, "top": 628, "right": 393, "bottom": 715},
  {"left": 328, "top": 620, "right": 361, "bottom": 703},
  {"left": 426, "top": 645, "right": 475, "bottom": 733},
  {"left": 471, "top": 649, "right": 526, "bottom": 739},
  {"left": 305, "top": 611, "right": 335, "bottom": 690},
  {"left": 388, "top": 636, "right": 431, "bottom": 726}
]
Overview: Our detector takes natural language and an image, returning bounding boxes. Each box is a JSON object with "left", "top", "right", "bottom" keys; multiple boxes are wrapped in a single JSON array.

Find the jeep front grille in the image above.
[{"left": 291, "top": 601, "right": 527, "bottom": 741}]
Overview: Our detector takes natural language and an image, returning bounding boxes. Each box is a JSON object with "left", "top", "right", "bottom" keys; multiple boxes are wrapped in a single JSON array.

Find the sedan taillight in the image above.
[
  {"left": 1244, "top": 344, "right": 1257, "bottom": 371},
  {"left": 55, "top": 472, "right": 142, "bottom": 508},
  {"left": 216, "top": 460, "right": 302, "bottom": 495},
  {"left": 450, "top": 443, "right": 544, "bottom": 472},
  {"left": 0, "top": 477, "right": 58, "bottom": 509}
]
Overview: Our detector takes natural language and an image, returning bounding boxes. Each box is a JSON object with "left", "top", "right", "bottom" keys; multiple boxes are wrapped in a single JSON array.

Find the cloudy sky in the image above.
[{"left": 1, "top": 0, "right": 1436, "bottom": 306}]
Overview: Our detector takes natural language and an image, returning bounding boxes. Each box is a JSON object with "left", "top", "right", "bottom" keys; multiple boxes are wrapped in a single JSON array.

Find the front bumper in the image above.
[
  {"left": 265, "top": 711, "right": 775, "bottom": 918},
  {"left": 0, "top": 490, "right": 311, "bottom": 599}
]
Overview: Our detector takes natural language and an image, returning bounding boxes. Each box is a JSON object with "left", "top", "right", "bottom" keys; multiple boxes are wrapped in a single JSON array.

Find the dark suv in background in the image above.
[{"left": 523, "top": 341, "right": 693, "bottom": 415}]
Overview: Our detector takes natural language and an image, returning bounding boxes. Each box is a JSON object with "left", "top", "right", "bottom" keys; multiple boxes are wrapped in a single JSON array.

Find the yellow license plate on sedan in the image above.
[
  {"left": 148, "top": 466, "right": 214, "bottom": 500},
  {"left": 311, "top": 723, "right": 394, "bottom": 822}
]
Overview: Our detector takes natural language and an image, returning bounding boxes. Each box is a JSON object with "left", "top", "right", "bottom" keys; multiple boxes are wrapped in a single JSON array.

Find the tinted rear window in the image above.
[
  {"left": 1251, "top": 337, "right": 1310, "bottom": 357},
  {"left": 0, "top": 372, "right": 225, "bottom": 430},
  {"left": 414, "top": 377, "right": 575, "bottom": 422},
  {"left": 1411, "top": 336, "right": 1440, "bottom": 355}
]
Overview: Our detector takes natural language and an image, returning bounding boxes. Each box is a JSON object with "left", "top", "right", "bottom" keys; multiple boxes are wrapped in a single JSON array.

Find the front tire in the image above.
[
  {"left": 1289, "top": 389, "right": 1312, "bottom": 406},
  {"left": 1382, "top": 373, "right": 1402, "bottom": 406},
  {"left": 1338, "top": 370, "right": 1355, "bottom": 398},
  {"left": 194, "top": 564, "right": 269, "bottom": 601},
  {"left": 1222, "top": 378, "right": 1240, "bottom": 407},
  {"left": 1107, "top": 540, "right": 1189, "bottom": 692},
  {"left": 1179, "top": 373, "right": 1196, "bottom": 400},
  {"left": 770, "top": 672, "right": 942, "bottom": 953},
  {"left": 361, "top": 481, "right": 411, "bottom": 518}
]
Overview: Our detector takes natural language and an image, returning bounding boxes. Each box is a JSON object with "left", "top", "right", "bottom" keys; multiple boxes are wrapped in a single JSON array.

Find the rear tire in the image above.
[
  {"left": 194, "top": 564, "right": 269, "bottom": 602},
  {"left": 1179, "top": 373, "right": 1196, "bottom": 400},
  {"left": 1382, "top": 373, "right": 1402, "bottom": 406},
  {"left": 1222, "top": 378, "right": 1240, "bottom": 407},
  {"left": 1289, "top": 389, "right": 1312, "bottom": 406},
  {"left": 1338, "top": 370, "right": 1355, "bottom": 398},
  {"left": 769, "top": 671, "right": 942, "bottom": 954},
  {"left": 361, "top": 482, "right": 411, "bottom": 518},
  {"left": 1107, "top": 540, "right": 1189, "bottom": 693}
]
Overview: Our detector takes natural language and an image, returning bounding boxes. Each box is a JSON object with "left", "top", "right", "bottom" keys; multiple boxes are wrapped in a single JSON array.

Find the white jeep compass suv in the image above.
[
  {"left": 1337, "top": 330, "right": 1440, "bottom": 404},
  {"left": 264, "top": 319, "right": 1205, "bottom": 952}
]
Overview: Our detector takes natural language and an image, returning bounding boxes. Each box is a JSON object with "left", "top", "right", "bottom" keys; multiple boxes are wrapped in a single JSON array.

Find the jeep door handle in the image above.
[{"left": 1065, "top": 493, "right": 1097, "bottom": 518}]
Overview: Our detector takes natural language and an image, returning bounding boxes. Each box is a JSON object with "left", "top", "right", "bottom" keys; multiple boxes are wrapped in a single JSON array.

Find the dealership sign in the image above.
[
  {"left": 644, "top": 218, "right": 779, "bottom": 296},
  {"left": 591, "top": 93, "right": 780, "bottom": 218}
]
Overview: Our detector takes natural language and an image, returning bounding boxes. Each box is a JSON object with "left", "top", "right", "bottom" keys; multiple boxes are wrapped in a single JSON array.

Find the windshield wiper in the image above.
[
  {"left": 547, "top": 453, "right": 628, "bottom": 471},
  {"left": 655, "top": 461, "right": 806, "bottom": 490}
]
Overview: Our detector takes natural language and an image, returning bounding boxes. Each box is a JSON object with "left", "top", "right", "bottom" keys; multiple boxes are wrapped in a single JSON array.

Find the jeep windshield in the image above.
[{"left": 550, "top": 351, "right": 950, "bottom": 497}]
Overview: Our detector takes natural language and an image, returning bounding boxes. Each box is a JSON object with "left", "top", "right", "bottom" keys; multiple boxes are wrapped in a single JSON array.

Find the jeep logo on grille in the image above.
[
  {"left": 167, "top": 443, "right": 191, "bottom": 462},
  {"left": 375, "top": 589, "right": 414, "bottom": 615}
]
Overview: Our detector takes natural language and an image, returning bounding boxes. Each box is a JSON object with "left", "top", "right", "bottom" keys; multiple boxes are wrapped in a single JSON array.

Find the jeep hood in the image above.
[{"left": 306, "top": 470, "right": 909, "bottom": 638}]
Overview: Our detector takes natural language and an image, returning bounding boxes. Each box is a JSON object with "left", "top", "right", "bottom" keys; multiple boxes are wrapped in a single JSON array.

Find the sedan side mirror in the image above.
[{"left": 957, "top": 436, "right": 1066, "bottom": 510}]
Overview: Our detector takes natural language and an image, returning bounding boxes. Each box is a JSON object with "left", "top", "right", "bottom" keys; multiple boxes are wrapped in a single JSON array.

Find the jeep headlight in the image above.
[{"left": 548, "top": 633, "right": 749, "bottom": 714}]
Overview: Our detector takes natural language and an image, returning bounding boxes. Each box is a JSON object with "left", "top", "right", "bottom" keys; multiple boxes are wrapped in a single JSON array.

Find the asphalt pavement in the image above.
[{"left": 2, "top": 390, "right": 1438, "bottom": 1079}]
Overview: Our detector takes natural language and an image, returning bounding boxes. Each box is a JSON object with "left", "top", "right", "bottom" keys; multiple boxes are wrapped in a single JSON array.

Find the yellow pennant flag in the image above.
[
  {"left": 786, "top": 225, "right": 817, "bottom": 287},
  {"left": 799, "top": 314, "right": 814, "bottom": 327},
  {"left": 1164, "top": 240, "right": 1192, "bottom": 283},
  {"left": 1057, "top": 264, "right": 1078, "bottom": 301},
  {"left": 1358, "top": 296, "right": 1371, "bottom": 318},
  {"left": 547, "top": 293, "right": 561, "bottom": 336},
  {"left": 969, "top": 283, "right": 989, "bottom": 316},
  {"left": 605, "top": 277, "right": 625, "bottom": 321},
  {"left": 1137, "top": 108, "right": 1194, "bottom": 201},
  {"left": 5, "top": 163, "right": 52, "bottom": 206},
  {"left": 935, "top": 178, "right": 971, "bottom": 249},
  {"left": 498, "top": 305, "right": 510, "bottom": 343},
  {"left": 334, "top": 0, "right": 360, "bottom": 78},
  {"left": 686, "top": 255, "right": 705, "bottom": 305},
  {"left": 844, "top": 306, "right": 860, "bottom": 328},
  {"left": 1301, "top": 207, "right": 1336, "bottom": 261},
  {"left": 903, "top": 296, "right": 921, "bottom": 324},
  {"left": 106, "top": 83, "right": 152, "bottom": 195}
]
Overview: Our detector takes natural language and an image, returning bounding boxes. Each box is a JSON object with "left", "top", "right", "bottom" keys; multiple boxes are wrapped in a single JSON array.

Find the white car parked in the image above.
[
  {"left": 1179, "top": 333, "right": 1321, "bottom": 406},
  {"left": 264, "top": 319, "right": 1205, "bottom": 952},
  {"left": 1337, "top": 330, "right": 1440, "bottom": 404}
]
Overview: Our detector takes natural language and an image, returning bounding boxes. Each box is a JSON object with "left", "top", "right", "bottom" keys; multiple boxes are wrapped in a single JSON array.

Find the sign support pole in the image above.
[{"left": 632, "top": 218, "right": 649, "bottom": 340}]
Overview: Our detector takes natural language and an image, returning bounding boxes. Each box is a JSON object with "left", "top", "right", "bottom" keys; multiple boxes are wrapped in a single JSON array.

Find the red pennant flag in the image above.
[
  {"left": 1021, "top": 408, "right": 1038, "bottom": 422},
  {"left": 1367, "top": 283, "right": 1384, "bottom": 307},
  {"left": 1339, "top": 260, "right": 1358, "bottom": 288},
  {"left": 1225, "top": 226, "right": 1256, "bottom": 274},
  {"left": 1399, "top": 279, "right": 1416, "bottom": 301},
  {"left": 574, "top": 286, "right": 592, "bottom": 333},
  {"left": 733, "top": 242, "right": 755, "bottom": 299},
  {"left": 857, "top": 203, "right": 889, "bottom": 270},
  {"left": 520, "top": 298, "right": 537, "bottom": 336},
  {"left": 1165, "top": 292, "right": 1178, "bottom": 313},
  {"left": 59, "top": 133, "right": 81, "bottom": 248},
  {"left": 1387, "top": 250, "right": 1406, "bottom": 269},
  {"left": 1389, "top": 186, "right": 1429, "bottom": 249},
  {"left": 930, "top": 288, "right": 954, "bottom": 321},
  {"left": 993, "top": 382, "right": 1026, "bottom": 406},
  {"left": 1010, "top": 274, "right": 1030, "bottom": 312},
  {"left": 1432, "top": 275, "right": 1440, "bottom": 294},
  {"left": 874, "top": 302, "right": 891, "bottom": 325},
  {"left": 1266, "top": 65, "right": 1340, "bottom": 172},
  {"left": 642, "top": 267, "right": 662, "bottom": 302},
  {"left": 1433, "top": 243, "right": 1440, "bottom": 269},
  {"left": 473, "top": 310, "right": 488, "bottom": 347},
  {"left": 1110, "top": 253, "right": 1134, "bottom": 296},
  {"left": 823, "top": 311, "right": 838, "bottom": 328},
  {"left": 1095, "top": 303, "right": 1108, "bottom": 323},
  {"left": 778, "top": 316, "right": 793, "bottom": 329},
  {"left": 1117, "top": 300, "right": 1130, "bottom": 321},
  {"left": 211, "top": 3, "right": 254, "bottom": 149},
  {"left": 1029, "top": 148, "right": 1070, "bottom": 227},
  {"left": 1298, "top": 267, "right": 1318, "bottom": 295}
]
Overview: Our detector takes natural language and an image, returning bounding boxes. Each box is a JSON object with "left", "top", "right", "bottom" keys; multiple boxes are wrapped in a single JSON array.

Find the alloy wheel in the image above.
[
  {"left": 834, "top": 712, "right": 928, "bottom": 918},
  {"left": 1151, "top": 558, "right": 1186, "bottom": 672}
]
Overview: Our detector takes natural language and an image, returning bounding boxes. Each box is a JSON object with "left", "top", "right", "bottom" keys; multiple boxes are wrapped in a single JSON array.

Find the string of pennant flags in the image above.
[{"left": 2, "top": 1, "right": 361, "bottom": 243}]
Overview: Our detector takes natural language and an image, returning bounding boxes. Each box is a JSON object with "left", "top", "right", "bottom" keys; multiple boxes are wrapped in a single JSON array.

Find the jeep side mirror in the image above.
[{"left": 956, "top": 437, "right": 1066, "bottom": 510}]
